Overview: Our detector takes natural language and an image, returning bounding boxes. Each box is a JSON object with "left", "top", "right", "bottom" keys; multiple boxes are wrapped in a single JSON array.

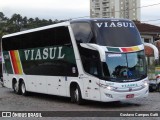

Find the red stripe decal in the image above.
[
  {"left": 121, "top": 48, "right": 128, "bottom": 52},
  {"left": 10, "top": 51, "right": 19, "bottom": 74},
  {"left": 121, "top": 48, "right": 133, "bottom": 52}
]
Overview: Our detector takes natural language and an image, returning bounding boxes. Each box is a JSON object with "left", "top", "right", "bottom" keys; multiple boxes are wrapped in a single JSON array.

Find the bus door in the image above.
[
  {"left": 82, "top": 74, "right": 100, "bottom": 100},
  {"left": 79, "top": 49, "right": 101, "bottom": 100},
  {"left": 47, "top": 76, "right": 59, "bottom": 95},
  {"left": 58, "top": 76, "right": 67, "bottom": 96}
]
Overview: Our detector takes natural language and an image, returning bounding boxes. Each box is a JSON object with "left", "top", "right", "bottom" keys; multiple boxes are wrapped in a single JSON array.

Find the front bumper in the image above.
[{"left": 100, "top": 86, "right": 149, "bottom": 102}]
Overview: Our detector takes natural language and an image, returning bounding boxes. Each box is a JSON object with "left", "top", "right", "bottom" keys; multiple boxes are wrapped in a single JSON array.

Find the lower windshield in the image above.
[{"left": 103, "top": 51, "right": 147, "bottom": 82}]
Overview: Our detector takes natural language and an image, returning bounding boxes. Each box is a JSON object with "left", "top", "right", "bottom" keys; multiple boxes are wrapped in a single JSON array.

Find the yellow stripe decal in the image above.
[{"left": 14, "top": 50, "right": 23, "bottom": 74}]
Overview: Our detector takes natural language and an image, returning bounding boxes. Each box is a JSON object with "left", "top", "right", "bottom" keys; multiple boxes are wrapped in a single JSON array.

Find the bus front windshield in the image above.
[{"left": 103, "top": 51, "right": 147, "bottom": 82}]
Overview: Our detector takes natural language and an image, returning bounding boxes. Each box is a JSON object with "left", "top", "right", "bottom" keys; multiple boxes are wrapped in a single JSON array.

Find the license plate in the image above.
[{"left": 126, "top": 94, "right": 134, "bottom": 98}]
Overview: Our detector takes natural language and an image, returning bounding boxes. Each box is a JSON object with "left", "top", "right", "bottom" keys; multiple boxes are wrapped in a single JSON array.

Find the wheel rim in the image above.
[
  {"left": 21, "top": 83, "right": 26, "bottom": 94},
  {"left": 14, "top": 82, "right": 18, "bottom": 92},
  {"left": 74, "top": 88, "right": 79, "bottom": 102}
]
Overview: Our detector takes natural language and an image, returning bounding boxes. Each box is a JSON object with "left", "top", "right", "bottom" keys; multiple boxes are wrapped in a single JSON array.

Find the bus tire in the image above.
[
  {"left": 1, "top": 81, "right": 4, "bottom": 87},
  {"left": 157, "top": 84, "right": 160, "bottom": 92},
  {"left": 0, "top": 78, "right": 4, "bottom": 87},
  {"left": 13, "top": 80, "right": 21, "bottom": 94},
  {"left": 71, "top": 85, "right": 83, "bottom": 105},
  {"left": 20, "top": 81, "right": 28, "bottom": 96}
]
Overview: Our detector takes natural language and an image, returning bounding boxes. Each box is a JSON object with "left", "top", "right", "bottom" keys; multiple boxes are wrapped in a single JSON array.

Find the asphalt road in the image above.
[{"left": 0, "top": 84, "right": 160, "bottom": 120}]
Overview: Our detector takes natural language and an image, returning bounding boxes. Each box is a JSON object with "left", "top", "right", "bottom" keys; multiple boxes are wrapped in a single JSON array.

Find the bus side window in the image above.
[
  {"left": 2, "top": 26, "right": 79, "bottom": 77},
  {"left": 79, "top": 46, "right": 102, "bottom": 77},
  {"left": 21, "top": 27, "right": 78, "bottom": 77},
  {"left": 71, "top": 23, "right": 101, "bottom": 77},
  {"left": 71, "top": 23, "right": 95, "bottom": 44}
]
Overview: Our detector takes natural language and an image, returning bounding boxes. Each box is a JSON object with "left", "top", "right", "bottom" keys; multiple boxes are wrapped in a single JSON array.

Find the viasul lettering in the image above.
[
  {"left": 121, "top": 84, "right": 138, "bottom": 88},
  {"left": 24, "top": 46, "right": 65, "bottom": 60},
  {"left": 96, "top": 22, "right": 135, "bottom": 28}
]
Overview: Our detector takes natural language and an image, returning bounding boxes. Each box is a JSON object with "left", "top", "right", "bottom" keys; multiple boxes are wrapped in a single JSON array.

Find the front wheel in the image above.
[
  {"left": 20, "top": 81, "right": 28, "bottom": 96},
  {"left": 0, "top": 78, "right": 4, "bottom": 87},
  {"left": 157, "top": 84, "right": 160, "bottom": 92},
  {"left": 71, "top": 85, "right": 83, "bottom": 105}
]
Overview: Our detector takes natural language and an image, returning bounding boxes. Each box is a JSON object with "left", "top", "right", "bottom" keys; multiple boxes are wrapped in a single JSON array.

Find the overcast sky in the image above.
[{"left": 0, "top": 0, "right": 160, "bottom": 25}]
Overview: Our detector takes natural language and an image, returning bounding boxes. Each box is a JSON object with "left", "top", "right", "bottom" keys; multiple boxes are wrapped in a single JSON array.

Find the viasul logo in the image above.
[
  {"left": 121, "top": 84, "right": 138, "bottom": 88},
  {"left": 24, "top": 46, "right": 65, "bottom": 61},
  {"left": 96, "top": 22, "right": 135, "bottom": 28}
]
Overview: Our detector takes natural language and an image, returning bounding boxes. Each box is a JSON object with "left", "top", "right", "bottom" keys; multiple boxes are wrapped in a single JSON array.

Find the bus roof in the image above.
[
  {"left": 70, "top": 18, "right": 132, "bottom": 23},
  {"left": 2, "top": 21, "right": 70, "bottom": 39},
  {"left": 2, "top": 18, "right": 132, "bottom": 39}
]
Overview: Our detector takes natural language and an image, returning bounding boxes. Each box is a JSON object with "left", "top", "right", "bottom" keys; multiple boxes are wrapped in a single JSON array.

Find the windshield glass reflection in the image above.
[{"left": 103, "top": 51, "right": 147, "bottom": 81}]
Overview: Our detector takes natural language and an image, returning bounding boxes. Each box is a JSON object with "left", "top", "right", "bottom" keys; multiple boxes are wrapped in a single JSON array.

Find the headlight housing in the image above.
[{"left": 143, "top": 80, "right": 149, "bottom": 87}]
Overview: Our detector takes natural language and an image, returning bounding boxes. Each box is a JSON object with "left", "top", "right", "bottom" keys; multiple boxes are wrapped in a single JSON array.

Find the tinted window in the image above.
[
  {"left": 103, "top": 51, "right": 147, "bottom": 82},
  {"left": 2, "top": 27, "right": 78, "bottom": 76},
  {"left": 78, "top": 45, "right": 102, "bottom": 77},
  {"left": 2, "top": 26, "right": 71, "bottom": 51},
  {"left": 71, "top": 23, "right": 95, "bottom": 43},
  {"left": 93, "top": 21, "right": 142, "bottom": 47},
  {"left": 71, "top": 23, "right": 102, "bottom": 77}
]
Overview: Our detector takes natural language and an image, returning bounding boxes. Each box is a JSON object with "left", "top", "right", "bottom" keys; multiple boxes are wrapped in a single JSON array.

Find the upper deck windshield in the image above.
[
  {"left": 93, "top": 20, "right": 142, "bottom": 47},
  {"left": 71, "top": 19, "right": 142, "bottom": 47}
]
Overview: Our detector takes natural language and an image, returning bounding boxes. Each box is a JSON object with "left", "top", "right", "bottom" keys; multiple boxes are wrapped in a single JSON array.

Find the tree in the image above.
[
  {"left": 20, "top": 16, "right": 28, "bottom": 30},
  {"left": 0, "top": 12, "right": 64, "bottom": 35},
  {"left": 10, "top": 14, "right": 22, "bottom": 25},
  {"left": 0, "top": 12, "right": 5, "bottom": 20},
  {"left": 22, "top": 16, "right": 28, "bottom": 25},
  {"left": 0, "top": 12, "right": 8, "bottom": 38},
  {"left": 48, "top": 19, "right": 53, "bottom": 24},
  {"left": 28, "top": 18, "right": 34, "bottom": 23}
]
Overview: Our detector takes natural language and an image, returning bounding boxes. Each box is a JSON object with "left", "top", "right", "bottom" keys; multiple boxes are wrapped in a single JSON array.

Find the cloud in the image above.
[
  {"left": 0, "top": 0, "right": 89, "bottom": 19},
  {"left": 0, "top": 0, "right": 160, "bottom": 25},
  {"left": 141, "top": 0, "right": 160, "bottom": 18}
]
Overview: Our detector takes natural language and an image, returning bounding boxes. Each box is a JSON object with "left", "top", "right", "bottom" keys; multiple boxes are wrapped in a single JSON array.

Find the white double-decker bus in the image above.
[{"left": 1, "top": 19, "right": 148, "bottom": 104}]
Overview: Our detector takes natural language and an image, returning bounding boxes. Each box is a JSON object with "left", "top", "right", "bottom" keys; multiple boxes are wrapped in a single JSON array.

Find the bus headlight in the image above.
[
  {"left": 143, "top": 80, "right": 149, "bottom": 87},
  {"left": 106, "top": 86, "right": 114, "bottom": 90}
]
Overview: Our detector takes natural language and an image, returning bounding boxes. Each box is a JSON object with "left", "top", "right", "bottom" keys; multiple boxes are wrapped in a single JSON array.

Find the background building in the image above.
[{"left": 90, "top": 0, "right": 141, "bottom": 21}]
